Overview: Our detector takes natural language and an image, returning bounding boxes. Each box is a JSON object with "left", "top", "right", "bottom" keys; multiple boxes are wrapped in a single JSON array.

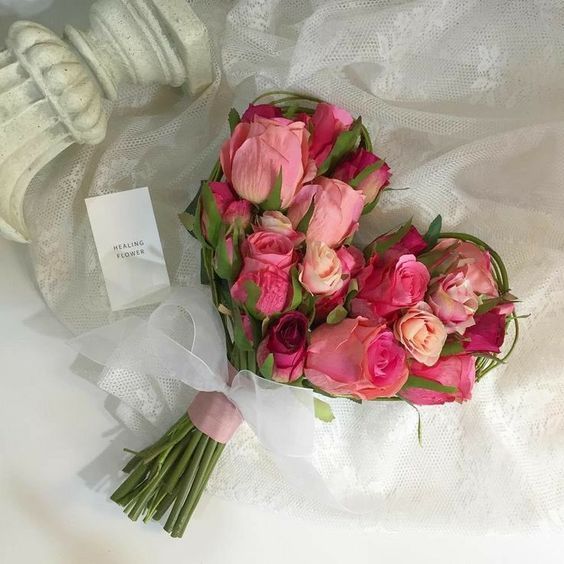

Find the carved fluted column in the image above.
[{"left": 0, "top": 0, "right": 212, "bottom": 243}]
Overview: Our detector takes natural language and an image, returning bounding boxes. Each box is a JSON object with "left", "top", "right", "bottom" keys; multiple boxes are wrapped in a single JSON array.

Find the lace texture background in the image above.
[{"left": 22, "top": 0, "right": 564, "bottom": 532}]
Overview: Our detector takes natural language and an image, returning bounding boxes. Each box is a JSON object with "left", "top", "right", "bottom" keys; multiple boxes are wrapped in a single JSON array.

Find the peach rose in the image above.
[
  {"left": 299, "top": 241, "right": 344, "bottom": 296},
  {"left": 394, "top": 302, "right": 447, "bottom": 366}
]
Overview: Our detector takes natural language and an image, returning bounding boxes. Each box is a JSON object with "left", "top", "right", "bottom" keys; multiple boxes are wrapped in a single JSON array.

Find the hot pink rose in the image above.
[
  {"left": 202, "top": 182, "right": 251, "bottom": 236},
  {"left": 299, "top": 241, "right": 344, "bottom": 296},
  {"left": 309, "top": 103, "right": 354, "bottom": 165},
  {"left": 394, "top": 302, "right": 447, "bottom": 366},
  {"left": 241, "top": 231, "right": 296, "bottom": 272},
  {"left": 241, "top": 103, "right": 283, "bottom": 123},
  {"left": 220, "top": 116, "right": 316, "bottom": 208},
  {"left": 368, "top": 225, "right": 428, "bottom": 259},
  {"left": 287, "top": 177, "right": 364, "bottom": 248},
  {"left": 333, "top": 148, "right": 391, "bottom": 204},
  {"left": 351, "top": 254, "right": 430, "bottom": 319},
  {"left": 431, "top": 239, "right": 498, "bottom": 297},
  {"left": 257, "top": 311, "right": 308, "bottom": 383},
  {"left": 463, "top": 305, "right": 512, "bottom": 353},
  {"left": 427, "top": 271, "right": 479, "bottom": 335},
  {"left": 255, "top": 211, "right": 305, "bottom": 247},
  {"left": 305, "top": 318, "right": 409, "bottom": 400},
  {"left": 314, "top": 246, "right": 365, "bottom": 320},
  {"left": 231, "top": 264, "right": 291, "bottom": 317},
  {"left": 400, "top": 355, "right": 476, "bottom": 405}
]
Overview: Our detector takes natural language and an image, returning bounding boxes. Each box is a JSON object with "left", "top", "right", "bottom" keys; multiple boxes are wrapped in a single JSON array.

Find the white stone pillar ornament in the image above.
[{"left": 0, "top": 0, "right": 212, "bottom": 243}]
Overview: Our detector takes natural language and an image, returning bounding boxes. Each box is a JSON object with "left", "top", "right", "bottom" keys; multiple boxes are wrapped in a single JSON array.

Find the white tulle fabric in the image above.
[{"left": 23, "top": 0, "right": 564, "bottom": 532}]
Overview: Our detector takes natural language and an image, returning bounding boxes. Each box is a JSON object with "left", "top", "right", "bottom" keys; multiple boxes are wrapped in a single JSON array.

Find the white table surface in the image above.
[{"left": 1, "top": 239, "right": 563, "bottom": 564}]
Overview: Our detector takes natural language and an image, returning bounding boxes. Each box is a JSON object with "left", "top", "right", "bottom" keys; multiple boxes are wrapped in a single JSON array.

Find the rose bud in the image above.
[
  {"left": 309, "top": 103, "right": 354, "bottom": 165},
  {"left": 241, "top": 103, "right": 283, "bottom": 123},
  {"left": 427, "top": 271, "right": 479, "bottom": 335},
  {"left": 287, "top": 177, "right": 365, "bottom": 248},
  {"left": 256, "top": 311, "right": 309, "bottom": 383},
  {"left": 400, "top": 355, "right": 476, "bottom": 405},
  {"left": 305, "top": 318, "right": 409, "bottom": 400},
  {"left": 428, "top": 239, "right": 498, "bottom": 297},
  {"left": 351, "top": 254, "right": 430, "bottom": 319},
  {"left": 230, "top": 264, "right": 291, "bottom": 318},
  {"left": 241, "top": 231, "right": 296, "bottom": 272},
  {"left": 463, "top": 304, "right": 513, "bottom": 354},
  {"left": 333, "top": 148, "right": 391, "bottom": 205},
  {"left": 255, "top": 211, "right": 305, "bottom": 247},
  {"left": 220, "top": 117, "right": 316, "bottom": 208},
  {"left": 202, "top": 182, "right": 252, "bottom": 238},
  {"left": 367, "top": 225, "right": 428, "bottom": 259},
  {"left": 394, "top": 302, "right": 447, "bottom": 366}
]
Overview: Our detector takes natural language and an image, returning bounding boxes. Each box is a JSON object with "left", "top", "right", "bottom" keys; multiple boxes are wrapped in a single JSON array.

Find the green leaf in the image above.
[
  {"left": 361, "top": 191, "right": 382, "bottom": 216},
  {"left": 200, "top": 248, "right": 210, "bottom": 285},
  {"left": 344, "top": 278, "right": 359, "bottom": 309},
  {"left": 244, "top": 280, "right": 263, "bottom": 319},
  {"left": 364, "top": 218, "right": 412, "bottom": 260},
  {"left": 417, "top": 240, "right": 458, "bottom": 270},
  {"left": 296, "top": 200, "right": 315, "bottom": 234},
  {"left": 326, "top": 305, "right": 347, "bottom": 325},
  {"left": 287, "top": 267, "right": 303, "bottom": 311},
  {"left": 259, "top": 353, "right": 275, "bottom": 380},
  {"left": 349, "top": 160, "right": 384, "bottom": 188},
  {"left": 476, "top": 295, "right": 518, "bottom": 316},
  {"left": 404, "top": 376, "right": 458, "bottom": 394},
  {"left": 314, "top": 398, "right": 335, "bottom": 423},
  {"left": 214, "top": 226, "right": 242, "bottom": 282},
  {"left": 423, "top": 214, "right": 442, "bottom": 248},
  {"left": 201, "top": 181, "right": 222, "bottom": 247},
  {"left": 232, "top": 305, "right": 253, "bottom": 351},
  {"left": 317, "top": 118, "right": 363, "bottom": 176},
  {"left": 178, "top": 212, "right": 195, "bottom": 233},
  {"left": 441, "top": 340, "right": 465, "bottom": 357},
  {"left": 261, "top": 169, "right": 283, "bottom": 211},
  {"left": 228, "top": 108, "right": 241, "bottom": 133}
]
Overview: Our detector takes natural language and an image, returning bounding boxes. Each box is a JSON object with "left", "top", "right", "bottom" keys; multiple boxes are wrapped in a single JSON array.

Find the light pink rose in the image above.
[
  {"left": 305, "top": 318, "right": 409, "bottom": 400},
  {"left": 299, "top": 241, "right": 345, "bottom": 296},
  {"left": 400, "top": 355, "right": 476, "bottom": 405},
  {"left": 256, "top": 311, "right": 308, "bottom": 383},
  {"left": 431, "top": 239, "right": 498, "bottom": 297},
  {"left": 394, "top": 302, "right": 447, "bottom": 366},
  {"left": 427, "top": 271, "right": 479, "bottom": 335},
  {"left": 351, "top": 254, "right": 430, "bottom": 319},
  {"left": 287, "top": 177, "right": 365, "bottom": 248},
  {"left": 241, "top": 231, "right": 296, "bottom": 272},
  {"left": 220, "top": 116, "right": 316, "bottom": 208},
  {"left": 231, "top": 264, "right": 291, "bottom": 317},
  {"left": 314, "top": 246, "right": 365, "bottom": 320},
  {"left": 309, "top": 103, "right": 354, "bottom": 165},
  {"left": 255, "top": 210, "right": 305, "bottom": 247},
  {"left": 333, "top": 148, "right": 391, "bottom": 205}
]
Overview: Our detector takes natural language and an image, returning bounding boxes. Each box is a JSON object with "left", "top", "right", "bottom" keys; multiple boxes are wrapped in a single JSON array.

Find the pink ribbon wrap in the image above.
[{"left": 188, "top": 391, "right": 243, "bottom": 444}]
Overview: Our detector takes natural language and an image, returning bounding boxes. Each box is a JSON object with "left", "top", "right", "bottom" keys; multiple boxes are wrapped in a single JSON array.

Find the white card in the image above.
[{"left": 85, "top": 187, "right": 171, "bottom": 311}]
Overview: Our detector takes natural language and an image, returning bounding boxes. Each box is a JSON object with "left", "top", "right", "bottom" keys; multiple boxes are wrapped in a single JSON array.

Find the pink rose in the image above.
[
  {"left": 309, "top": 103, "right": 354, "bottom": 165},
  {"left": 394, "top": 302, "right": 447, "bottom": 366},
  {"left": 314, "top": 246, "right": 365, "bottom": 320},
  {"left": 427, "top": 271, "right": 479, "bottom": 335},
  {"left": 333, "top": 148, "right": 391, "bottom": 204},
  {"left": 299, "top": 241, "right": 345, "bottom": 296},
  {"left": 305, "top": 318, "right": 409, "bottom": 400},
  {"left": 202, "top": 182, "right": 252, "bottom": 236},
  {"left": 368, "top": 225, "right": 428, "bottom": 259},
  {"left": 287, "top": 177, "right": 365, "bottom": 248},
  {"left": 401, "top": 355, "right": 476, "bottom": 405},
  {"left": 231, "top": 264, "right": 291, "bottom": 317},
  {"left": 351, "top": 254, "right": 430, "bottom": 319},
  {"left": 463, "top": 305, "right": 512, "bottom": 354},
  {"left": 255, "top": 211, "right": 305, "bottom": 247},
  {"left": 241, "top": 231, "right": 296, "bottom": 272},
  {"left": 241, "top": 103, "right": 283, "bottom": 123},
  {"left": 220, "top": 116, "right": 316, "bottom": 208},
  {"left": 257, "top": 311, "right": 308, "bottom": 383},
  {"left": 431, "top": 239, "right": 498, "bottom": 297}
]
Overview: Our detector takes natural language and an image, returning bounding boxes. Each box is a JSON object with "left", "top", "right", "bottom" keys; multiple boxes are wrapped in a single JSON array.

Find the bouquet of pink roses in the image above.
[{"left": 111, "top": 93, "right": 518, "bottom": 537}]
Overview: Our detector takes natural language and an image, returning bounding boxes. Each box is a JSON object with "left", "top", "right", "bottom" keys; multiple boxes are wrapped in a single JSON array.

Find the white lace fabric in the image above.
[{"left": 23, "top": 0, "right": 564, "bottom": 532}]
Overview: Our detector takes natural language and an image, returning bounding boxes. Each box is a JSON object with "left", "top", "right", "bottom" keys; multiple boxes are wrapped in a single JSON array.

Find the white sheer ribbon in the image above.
[{"left": 69, "top": 286, "right": 362, "bottom": 510}]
